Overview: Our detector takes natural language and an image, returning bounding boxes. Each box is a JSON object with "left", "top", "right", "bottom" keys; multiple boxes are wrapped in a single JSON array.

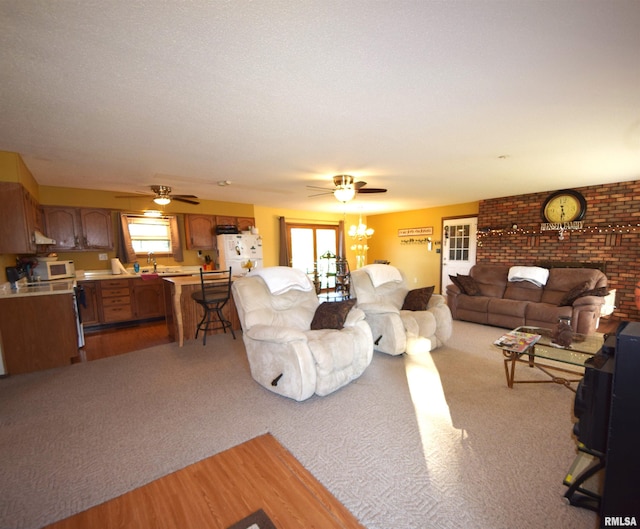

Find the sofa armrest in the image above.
[
  {"left": 445, "top": 285, "right": 461, "bottom": 319},
  {"left": 572, "top": 295, "right": 605, "bottom": 308},
  {"left": 428, "top": 294, "right": 446, "bottom": 309},
  {"left": 446, "top": 284, "right": 461, "bottom": 296},
  {"left": 343, "top": 307, "right": 366, "bottom": 327}
]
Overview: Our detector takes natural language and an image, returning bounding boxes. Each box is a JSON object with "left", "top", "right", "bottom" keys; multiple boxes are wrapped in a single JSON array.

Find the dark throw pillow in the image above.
[
  {"left": 450, "top": 274, "right": 480, "bottom": 296},
  {"left": 581, "top": 287, "right": 610, "bottom": 298},
  {"left": 310, "top": 298, "right": 357, "bottom": 330},
  {"left": 402, "top": 286, "right": 435, "bottom": 311},
  {"left": 559, "top": 282, "right": 590, "bottom": 306},
  {"left": 449, "top": 274, "right": 465, "bottom": 293}
]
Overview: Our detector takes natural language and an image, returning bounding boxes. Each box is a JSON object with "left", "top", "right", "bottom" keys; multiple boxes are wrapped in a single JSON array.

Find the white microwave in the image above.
[{"left": 37, "top": 260, "right": 75, "bottom": 281}]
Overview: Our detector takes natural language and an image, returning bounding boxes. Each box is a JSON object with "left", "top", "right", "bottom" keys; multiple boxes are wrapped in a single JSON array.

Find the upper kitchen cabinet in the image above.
[
  {"left": 0, "top": 182, "right": 43, "bottom": 254},
  {"left": 184, "top": 214, "right": 216, "bottom": 250},
  {"left": 43, "top": 207, "right": 114, "bottom": 251},
  {"left": 237, "top": 217, "right": 256, "bottom": 232}
]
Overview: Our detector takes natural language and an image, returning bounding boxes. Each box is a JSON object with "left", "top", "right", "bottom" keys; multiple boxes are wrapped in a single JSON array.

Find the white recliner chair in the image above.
[
  {"left": 350, "top": 264, "right": 452, "bottom": 355},
  {"left": 231, "top": 267, "right": 373, "bottom": 401}
]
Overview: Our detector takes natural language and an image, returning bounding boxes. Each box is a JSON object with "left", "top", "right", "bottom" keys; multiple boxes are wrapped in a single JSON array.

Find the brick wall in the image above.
[{"left": 477, "top": 179, "right": 640, "bottom": 321}]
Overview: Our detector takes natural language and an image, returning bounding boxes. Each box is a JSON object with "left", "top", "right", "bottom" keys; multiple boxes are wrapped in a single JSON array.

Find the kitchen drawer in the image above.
[
  {"left": 101, "top": 280, "right": 130, "bottom": 289},
  {"left": 102, "top": 305, "right": 134, "bottom": 322},
  {"left": 101, "top": 287, "right": 130, "bottom": 297},
  {"left": 101, "top": 295, "right": 131, "bottom": 307}
]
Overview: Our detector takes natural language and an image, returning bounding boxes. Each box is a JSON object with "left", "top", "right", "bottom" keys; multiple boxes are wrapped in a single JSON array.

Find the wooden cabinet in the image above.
[
  {"left": 81, "top": 208, "right": 113, "bottom": 249},
  {"left": 81, "top": 277, "right": 167, "bottom": 328},
  {"left": 77, "top": 280, "right": 100, "bottom": 326},
  {"left": 0, "top": 293, "right": 78, "bottom": 374},
  {"left": 215, "top": 215, "right": 237, "bottom": 227},
  {"left": 186, "top": 214, "right": 256, "bottom": 250},
  {"left": 132, "top": 278, "right": 165, "bottom": 319},
  {"left": 237, "top": 217, "right": 255, "bottom": 231},
  {"left": 100, "top": 279, "right": 133, "bottom": 323},
  {"left": 43, "top": 207, "right": 113, "bottom": 251},
  {"left": 0, "top": 182, "right": 43, "bottom": 254},
  {"left": 185, "top": 214, "right": 216, "bottom": 250}
]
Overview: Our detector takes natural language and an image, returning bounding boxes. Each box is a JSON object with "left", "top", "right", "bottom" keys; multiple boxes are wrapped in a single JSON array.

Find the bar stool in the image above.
[{"left": 191, "top": 267, "right": 235, "bottom": 345}]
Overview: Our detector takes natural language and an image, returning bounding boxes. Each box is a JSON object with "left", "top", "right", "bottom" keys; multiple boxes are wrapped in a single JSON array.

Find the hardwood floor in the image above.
[
  {"left": 43, "top": 433, "right": 364, "bottom": 529},
  {"left": 81, "top": 316, "right": 622, "bottom": 363},
  {"left": 81, "top": 320, "right": 172, "bottom": 362}
]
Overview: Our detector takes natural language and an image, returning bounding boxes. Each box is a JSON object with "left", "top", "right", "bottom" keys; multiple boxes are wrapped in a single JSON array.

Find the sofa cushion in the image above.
[
  {"left": 469, "top": 264, "right": 509, "bottom": 298},
  {"left": 503, "top": 280, "right": 544, "bottom": 303},
  {"left": 456, "top": 294, "right": 491, "bottom": 312},
  {"left": 488, "top": 297, "right": 528, "bottom": 317},
  {"left": 525, "top": 302, "right": 573, "bottom": 328},
  {"left": 541, "top": 268, "right": 605, "bottom": 305},
  {"left": 402, "top": 286, "right": 435, "bottom": 311},
  {"left": 310, "top": 299, "right": 357, "bottom": 330},
  {"left": 450, "top": 275, "right": 480, "bottom": 296}
]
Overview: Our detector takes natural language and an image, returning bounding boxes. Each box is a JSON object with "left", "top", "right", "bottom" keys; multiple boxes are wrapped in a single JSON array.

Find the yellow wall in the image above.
[
  {"left": 0, "top": 151, "right": 39, "bottom": 198},
  {"left": 366, "top": 202, "right": 479, "bottom": 293},
  {"left": 253, "top": 205, "right": 361, "bottom": 267}
]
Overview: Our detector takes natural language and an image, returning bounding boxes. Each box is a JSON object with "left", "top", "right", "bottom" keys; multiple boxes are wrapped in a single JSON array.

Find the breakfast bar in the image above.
[{"left": 163, "top": 275, "right": 241, "bottom": 346}]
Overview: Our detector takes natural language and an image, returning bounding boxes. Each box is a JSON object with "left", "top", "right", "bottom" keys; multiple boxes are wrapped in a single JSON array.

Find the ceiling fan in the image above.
[
  {"left": 116, "top": 185, "right": 200, "bottom": 205},
  {"left": 307, "top": 175, "right": 387, "bottom": 203}
]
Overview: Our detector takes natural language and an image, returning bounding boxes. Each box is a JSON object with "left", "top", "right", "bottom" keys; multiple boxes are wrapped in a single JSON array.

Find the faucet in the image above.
[{"left": 147, "top": 252, "right": 157, "bottom": 273}]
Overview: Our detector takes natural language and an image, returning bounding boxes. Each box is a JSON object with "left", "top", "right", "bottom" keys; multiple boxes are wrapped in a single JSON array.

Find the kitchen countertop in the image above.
[
  {"left": 77, "top": 266, "right": 203, "bottom": 281},
  {"left": 0, "top": 279, "right": 76, "bottom": 299}
]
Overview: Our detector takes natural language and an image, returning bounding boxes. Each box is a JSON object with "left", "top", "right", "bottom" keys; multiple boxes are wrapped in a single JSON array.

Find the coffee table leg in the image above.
[{"left": 503, "top": 351, "right": 517, "bottom": 388}]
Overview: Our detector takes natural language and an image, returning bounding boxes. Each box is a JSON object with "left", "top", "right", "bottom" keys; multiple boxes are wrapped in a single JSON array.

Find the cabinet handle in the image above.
[
  {"left": 83, "top": 236, "right": 88, "bottom": 247},
  {"left": 74, "top": 236, "right": 80, "bottom": 248}
]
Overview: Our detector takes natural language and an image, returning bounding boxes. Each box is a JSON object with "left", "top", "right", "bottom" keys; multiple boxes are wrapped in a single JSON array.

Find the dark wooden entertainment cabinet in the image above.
[{"left": 565, "top": 322, "right": 640, "bottom": 526}]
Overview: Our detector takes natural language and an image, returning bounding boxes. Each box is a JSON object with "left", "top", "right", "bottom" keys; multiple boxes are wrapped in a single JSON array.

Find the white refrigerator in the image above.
[{"left": 217, "top": 233, "right": 263, "bottom": 274}]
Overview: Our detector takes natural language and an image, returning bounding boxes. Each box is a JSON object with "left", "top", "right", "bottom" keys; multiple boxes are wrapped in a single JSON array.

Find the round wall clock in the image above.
[{"left": 541, "top": 189, "right": 587, "bottom": 223}]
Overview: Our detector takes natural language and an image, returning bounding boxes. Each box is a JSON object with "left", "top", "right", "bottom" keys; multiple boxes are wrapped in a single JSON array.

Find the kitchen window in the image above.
[
  {"left": 118, "top": 212, "right": 183, "bottom": 262},
  {"left": 127, "top": 217, "right": 172, "bottom": 253}
]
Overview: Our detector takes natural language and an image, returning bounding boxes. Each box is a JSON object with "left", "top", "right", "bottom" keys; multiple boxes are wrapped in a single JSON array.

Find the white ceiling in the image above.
[{"left": 1, "top": 1, "right": 639, "bottom": 215}]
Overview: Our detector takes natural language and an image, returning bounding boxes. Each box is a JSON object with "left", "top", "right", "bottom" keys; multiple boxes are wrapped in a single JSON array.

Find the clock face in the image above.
[{"left": 542, "top": 190, "right": 587, "bottom": 223}]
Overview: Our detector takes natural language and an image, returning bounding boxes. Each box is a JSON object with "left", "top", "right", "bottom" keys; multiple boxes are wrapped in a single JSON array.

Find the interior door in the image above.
[{"left": 441, "top": 217, "right": 478, "bottom": 292}]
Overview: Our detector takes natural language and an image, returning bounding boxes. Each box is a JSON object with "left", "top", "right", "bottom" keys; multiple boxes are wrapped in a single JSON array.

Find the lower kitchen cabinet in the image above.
[
  {"left": 0, "top": 293, "right": 79, "bottom": 374},
  {"left": 132, "top": 278, "right": 165, "bottom": 319},
  {"left": 100, "top": 279, "right": 134, "bottom": 323},
  {"left": 79, "top": 277, "right": 166, "bottom": 329}
]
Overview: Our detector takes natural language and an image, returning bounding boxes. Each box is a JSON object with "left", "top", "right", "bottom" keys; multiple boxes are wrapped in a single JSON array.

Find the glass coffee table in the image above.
[{"left": 496, "top": 326, "right": 604, "bottom": 391}]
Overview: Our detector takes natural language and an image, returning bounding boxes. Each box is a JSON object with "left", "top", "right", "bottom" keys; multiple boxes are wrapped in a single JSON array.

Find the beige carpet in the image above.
[{"left": 0, "top": 321, "right": 597, "bottom": 529}]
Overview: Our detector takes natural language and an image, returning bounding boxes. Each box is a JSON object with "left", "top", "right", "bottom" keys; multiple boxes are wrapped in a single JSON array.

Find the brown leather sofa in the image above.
[{"left": 446, "top": 264, "right": 608, "bottom": 334}]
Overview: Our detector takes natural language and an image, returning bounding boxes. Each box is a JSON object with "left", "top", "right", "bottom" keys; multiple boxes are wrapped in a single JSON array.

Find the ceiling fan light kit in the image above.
[
  {"left": 307, "top": 174, "right": 388, "bottom": 203},
  {"left": 116, "top": 185, "right": 200, "bottom": 205}
]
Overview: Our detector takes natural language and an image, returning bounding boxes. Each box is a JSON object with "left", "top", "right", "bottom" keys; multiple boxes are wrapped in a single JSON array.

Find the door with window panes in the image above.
[
  {"left": 288, "top": 224, "right": 338, "bottom": 295},
  {"left": 441, "top": 217, "right": 477, "bottom": 292}
]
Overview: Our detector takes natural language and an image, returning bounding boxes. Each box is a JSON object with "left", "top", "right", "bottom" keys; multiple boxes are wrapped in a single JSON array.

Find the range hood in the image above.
[{"left": 33, "top": 230, "right": 57, "bottom": 245}]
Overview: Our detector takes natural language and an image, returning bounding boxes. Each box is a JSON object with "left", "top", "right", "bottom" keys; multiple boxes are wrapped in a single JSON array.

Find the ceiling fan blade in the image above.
[
  {"left": 115, "top": 194, "right": 153, "bottom": 199},
  {"left": 354, "top": 181, "right": 368, "bottom": 190},
  {"left": 306, "top": 185, "right": 333, "bottom": 191},
  {"left": 171, "top": 194, "right": 198, "bottom": 199},
  {"left": 308, "top": 191, "right": 334, "bottom": 197},
  {"left": 357, "top": 188, "right": 387, "bottom": 194},
  {"left": 172, "top": 196, "right": 200, "bottom": 205}
]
